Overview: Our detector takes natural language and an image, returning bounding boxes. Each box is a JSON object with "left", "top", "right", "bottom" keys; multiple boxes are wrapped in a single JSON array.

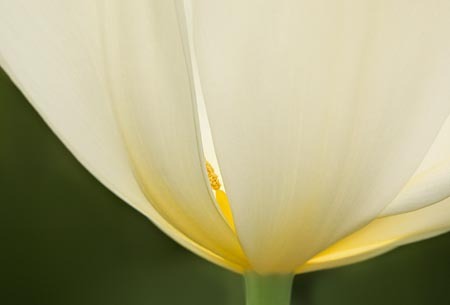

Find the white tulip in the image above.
[{"left": 2, "top": 1, "right": 450, "bottom": 304}]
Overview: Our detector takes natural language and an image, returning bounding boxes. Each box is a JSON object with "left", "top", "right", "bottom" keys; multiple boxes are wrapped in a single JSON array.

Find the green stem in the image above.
[{"left": 244, "top": 272, "right": 294, "bottom": 305}]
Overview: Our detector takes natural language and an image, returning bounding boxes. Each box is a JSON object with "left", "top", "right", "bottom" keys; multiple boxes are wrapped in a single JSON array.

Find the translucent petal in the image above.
[
  {"left": 100, "top": 0, "right": 247, "bottom": 268},
  {"left": 191, "top": 0, "right": 450, "bottom": 273},
  {"left": 382, "top": 115, "right": 450, "bottom": 216},
  {"left": 0, "top": 0, "right": 247, "bottom": 271},
  {"left": 300, "top": 197, "right": 450, "bottom": 273}
]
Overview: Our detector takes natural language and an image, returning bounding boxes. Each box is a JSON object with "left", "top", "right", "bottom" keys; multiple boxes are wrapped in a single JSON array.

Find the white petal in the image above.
[
  {"left": 300, "top": 197, "right": 450, "bottom": 273},
  {"left": 381, "top": 115, "right": 450, "bottom": 216},
  {"left": 0, "top": 0, "right": 246, "bottom": 271},
  {"left": 100, "top": 0, "right": 247, "bottom": 267},
  {"left": 191, "top": 0, "right": 450, "bottom": 273}
]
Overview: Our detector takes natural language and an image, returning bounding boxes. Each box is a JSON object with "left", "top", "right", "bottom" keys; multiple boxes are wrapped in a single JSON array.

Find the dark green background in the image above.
[{"left": 1, "top": 68, "right": 449, "bottom": 305}]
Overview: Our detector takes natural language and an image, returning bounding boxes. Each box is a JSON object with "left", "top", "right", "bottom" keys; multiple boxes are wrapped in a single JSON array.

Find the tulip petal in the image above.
[
  {"left": 381, "top": 116, "right": 450, "bottom": 216},
  {"left": 100, "top": 0, "right": 248, "bottom": 268},
  {"left": 191, "top": 0, "right": 450, "bottom": 273},
  {"left": 0, "top": 0, "right": 247, "bottom": 271},
  {"left": 300, "top": 197, "right": 450, "bottom": 273}
]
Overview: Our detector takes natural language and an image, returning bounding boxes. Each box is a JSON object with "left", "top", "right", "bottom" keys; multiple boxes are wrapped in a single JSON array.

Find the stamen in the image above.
[
  {"left": 205, "top": 161, "right": 235, "bottom": 231},
  {"left": 206, "top": 160, "right": 221, "bottom": 190}
]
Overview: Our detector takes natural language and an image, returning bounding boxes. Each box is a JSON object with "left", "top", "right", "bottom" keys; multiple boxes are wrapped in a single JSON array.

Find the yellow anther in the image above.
[
  {"left": 205, "top": 161, "right": 235, "bottom": 231},
  {"left": 206, "top": 161, "right": 221, "bottom": 190}
]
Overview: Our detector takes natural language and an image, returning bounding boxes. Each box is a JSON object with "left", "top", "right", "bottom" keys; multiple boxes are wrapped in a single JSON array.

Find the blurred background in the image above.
[{"left": 1, "top": 68, "right": 450, "bottom": 305}]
